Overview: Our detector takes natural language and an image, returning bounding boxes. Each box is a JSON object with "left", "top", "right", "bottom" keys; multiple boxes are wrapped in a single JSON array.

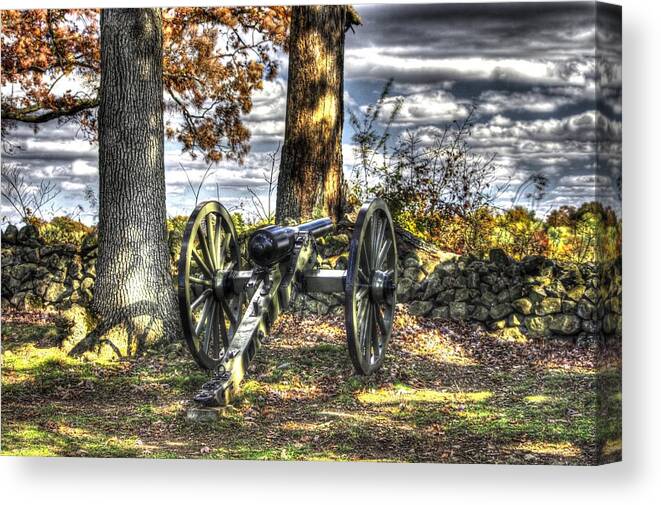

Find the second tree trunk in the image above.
[{"left": 276, "top": 5, "right": 347, "bottom": 224}]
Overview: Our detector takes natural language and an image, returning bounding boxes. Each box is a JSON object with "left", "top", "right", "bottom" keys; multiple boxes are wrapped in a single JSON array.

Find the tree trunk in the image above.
[
  {"left": 93, "top": 9, "right": 179, "bottom": 353},
  {"left": 275, "top": 5, "right": 348, "bottom": 224}
]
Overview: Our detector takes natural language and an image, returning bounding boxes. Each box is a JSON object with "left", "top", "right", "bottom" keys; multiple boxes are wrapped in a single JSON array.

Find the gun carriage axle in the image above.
[{"left": 177, "top": 199, "right": 398, "bottom": 406}]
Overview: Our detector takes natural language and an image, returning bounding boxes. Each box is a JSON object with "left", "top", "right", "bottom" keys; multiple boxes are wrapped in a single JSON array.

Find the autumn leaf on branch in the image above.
[{"left": 1, "top": 7, "right": 291, "bottom": 162}]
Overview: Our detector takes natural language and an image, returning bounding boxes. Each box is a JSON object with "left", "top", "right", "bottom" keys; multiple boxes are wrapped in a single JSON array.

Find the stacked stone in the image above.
[
  {"left": 1, "top": 224, "right": 97, "bottom": 310},
  {"left": 1, "top": 224, "right": 621, "bottom": 343},
  {"left": 398, "top": 248, "right": 620, "bottom": 342}
]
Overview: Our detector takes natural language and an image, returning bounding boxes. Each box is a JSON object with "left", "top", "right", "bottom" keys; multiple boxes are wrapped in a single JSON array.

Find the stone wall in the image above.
[
  {"left": 297, "top": 230, "right": 622, "bottom": 344},
  {"left": 1, "top": 223, "right": 622, "bottom": 343},
  {"left": 1, "top": 224, "right": 97, "bottom": 310}
]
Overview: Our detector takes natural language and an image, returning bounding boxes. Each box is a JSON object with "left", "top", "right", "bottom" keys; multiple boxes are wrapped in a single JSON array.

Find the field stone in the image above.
[
  {"left": 512, "top": 297, "right": 533, "bottom": 315},
  {"left": 454, "top": 287, "right": 470, "bottom": 302},
  {"left": 529, "top": 285, "right": 547, "bottom": 303},
  {"left": 566, "top": 285, "right": 586, "bottom": 301},
  {"left": 488, "top": 319, "right": 507, "bottom": 330},
  {"left": 581, "top": 319, "right": 598, "bottom": 334},
  {"left": 496, "top": 289, "right": 511, "bottom": 303},
  {"left": 449, "top": 301, "right": 468, "bottom": 320},
  {"left": 436, "top": 289, "right": 455, "bottom": 304},
  {"left": 403, "top": 267, "right": 425, "bottom": 282},
  {"left": 409, "top": 300, "right": 434, "bottom": 316},
  {"left": 562, "top": 299, "right": 577, "bottom": 314},
  {"left": 535, "top": 297, "right": 561, "bottom": 316},
  {"left": 17, "top": 224, "right": 40, "bottom": 245},
  {"left": 466, "top": 271, "right": 480, "bottom": 289},
  {"left": 68, "top": 260, "right": 83, "bottom": 279},
  {"left": 423, "top": 278, "right": 443, "bottom": 300},
  {"left": 507, "top": 313, "right": 522, "bottom": 327},
  {"left": 545, "top": 281, "right": 566, "bottom": 298},
  {"left": 489, "top": 248, "right": 511, "bottom": 266},
  {"left": 2, "top": 225, "right": 18, "bottom": 244},
  {"left": 472, "top": 305, "right": 489, "bottom": 321},
  {"left": 480, "top": 290, "right": 497, "bottom": 308},
  {"left": 429, "top": 306, "right": 449, "bottom": 319},
  {"left": 403, "top": 255, "right": 421, "bottom": 268},
  {"left": 18, "top": 246, "right": 40, "bottom": 263},
  {"left": 44, "top": 282, "right": 67, "bottom": 303},
  {"left": 11, "top": 263, "right": 38, "bottom": 281},
  {"left": 521, "top": 255, "right": 545, "bottom": 275},
  {"left": 584, "top": 287, "right": 598, "bottom": 303},
  {"left": 490, "top": 303, "right": 512, "bottom": 320},
  {"left": 525, "top": 316, "right": 549, "bottom": 337},
  {"left": 577, "top": 300, "right": 595, "bottom": 320},
  {"left": 548, "top": 314, "right": 581, "bottom": 335},
  {"left": 396, "top": 277, "right": 415, "bottom": 302}
]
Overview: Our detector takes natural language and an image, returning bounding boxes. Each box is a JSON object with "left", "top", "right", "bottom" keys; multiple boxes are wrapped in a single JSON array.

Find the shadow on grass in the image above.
[{"left": 1, "top": 312, "right": 621, "bottom": 464}]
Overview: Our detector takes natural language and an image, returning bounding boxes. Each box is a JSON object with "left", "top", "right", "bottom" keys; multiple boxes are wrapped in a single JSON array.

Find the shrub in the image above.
[{"left": 26, "top": 216, "right": 94, "bottom": 247}]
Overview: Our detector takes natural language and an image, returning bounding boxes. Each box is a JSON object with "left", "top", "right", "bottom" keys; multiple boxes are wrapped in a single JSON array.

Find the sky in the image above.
[{"left": 1, "top": 2, "right": 622, "bottom": 226}]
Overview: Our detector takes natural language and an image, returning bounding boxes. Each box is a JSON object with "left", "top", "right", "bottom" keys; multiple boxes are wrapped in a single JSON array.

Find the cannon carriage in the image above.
[{"left": 177, "top": 199, "right": 398, "bottom": 406}]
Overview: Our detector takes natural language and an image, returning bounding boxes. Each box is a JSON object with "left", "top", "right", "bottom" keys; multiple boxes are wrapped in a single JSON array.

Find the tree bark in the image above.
[
  {"left": 275, "top": 5, "right": 348, "bottom": 224},
  {"left": 93, "top": 9, "right": 179, "bottom": 352}
]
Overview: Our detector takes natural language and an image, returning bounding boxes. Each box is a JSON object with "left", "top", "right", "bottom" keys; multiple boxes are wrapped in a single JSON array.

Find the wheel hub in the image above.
[
  {"left": 370, "top": 270, "right": 395, "bottom": 304},
  {"left": 212, "top": 269, "right": 231, "bottom": 301}
]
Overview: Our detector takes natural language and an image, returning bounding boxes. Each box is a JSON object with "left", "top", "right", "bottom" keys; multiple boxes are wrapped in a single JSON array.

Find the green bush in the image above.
[{"left": 27, "top": 216, "right": 94, "bottom": 247}]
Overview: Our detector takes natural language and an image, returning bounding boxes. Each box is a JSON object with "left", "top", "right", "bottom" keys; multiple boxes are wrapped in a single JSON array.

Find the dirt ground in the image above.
[{"left": 1, "top": 308, "right": 621, "bottom": 464}]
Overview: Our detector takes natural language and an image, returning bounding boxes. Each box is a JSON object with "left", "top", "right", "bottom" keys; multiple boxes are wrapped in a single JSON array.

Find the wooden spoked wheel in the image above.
[
  {"left": 178, "top": 201, "right": 244, "bottom": 370},
  {"left": 345, "top": 199, "right": 398, "bottom": 375}
]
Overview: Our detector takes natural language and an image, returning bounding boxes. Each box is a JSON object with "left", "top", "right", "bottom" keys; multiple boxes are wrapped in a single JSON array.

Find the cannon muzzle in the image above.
[{"left": 248, "top": 217, "right": 334, "bottom": 268}]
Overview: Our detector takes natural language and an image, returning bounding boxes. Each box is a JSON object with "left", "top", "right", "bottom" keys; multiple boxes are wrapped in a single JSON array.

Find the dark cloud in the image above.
[{"left": 2, "top": 3, "right": 621, "bottom": 223}]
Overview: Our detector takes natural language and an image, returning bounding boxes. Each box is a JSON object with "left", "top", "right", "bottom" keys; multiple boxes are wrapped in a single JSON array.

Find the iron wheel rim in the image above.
[
  {"left": 178, "top": 201, "right": 244, "bottom": 370},
  {"left": 345, "top": 198, "right": 398, "bottom": 375}
]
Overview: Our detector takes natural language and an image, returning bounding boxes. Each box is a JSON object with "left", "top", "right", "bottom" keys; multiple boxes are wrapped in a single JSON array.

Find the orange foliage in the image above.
[{"left": 1, "top": 7, "right": 290, "bottom": 162}]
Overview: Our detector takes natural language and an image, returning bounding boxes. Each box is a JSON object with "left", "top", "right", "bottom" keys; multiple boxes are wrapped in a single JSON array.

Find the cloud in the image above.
[
  {"left": 1, "top": 2, "right": 621, "bottom": 224},
  {"left": 70, "top": 160, "right": 98, "bottom": 176},
  {"left": 374, "top": 89, "right": 469, "bottom": 126},
  {"left": 60, "top": 181, "right": 87, "bottom": 191},
  {"left": 479, "top": 90, "right": 578, "bottom": 114},
  {"left": 346, "top": 50, "right": 594, "bottom": 86}
]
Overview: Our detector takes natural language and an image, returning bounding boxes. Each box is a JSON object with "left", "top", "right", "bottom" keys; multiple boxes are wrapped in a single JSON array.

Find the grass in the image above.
[{"left": 0, "top": 309, "right": 621, "bottom": 464}]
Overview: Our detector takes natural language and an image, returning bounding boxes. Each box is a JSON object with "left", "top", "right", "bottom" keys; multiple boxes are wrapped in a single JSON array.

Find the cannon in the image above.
[{"left": 177, "top": 199, "right": 398, "bottom": 406}]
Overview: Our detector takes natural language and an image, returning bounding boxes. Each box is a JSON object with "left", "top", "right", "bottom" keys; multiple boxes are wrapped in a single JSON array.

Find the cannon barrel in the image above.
[
  {"left": 295, "top": 217, "right": 333, "bottom": 238},
  {"left": 248, "top": 217, "right": 334, "bottom": 268}
]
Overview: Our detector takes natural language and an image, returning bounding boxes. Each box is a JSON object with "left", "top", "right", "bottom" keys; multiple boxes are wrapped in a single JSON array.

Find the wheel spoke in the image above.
[
  {"left": 375, "top": 303, "right": 388, "bottom": 338},
  {"left": 362, "top": 302, "right": 373, "bottom": 364},
  {"left": 202, "top": 303, "right": 216, "bottom": 355},
  {"left": 191, "top": 289, "right": 211, "bottom": 310},
  {"left": 371, "top": 215, "right": 382, "bottom": 269},
  {"left": 356, "top": 297, "right": 368, "bottom": 333},
  {"left": 360, "top": 240, "right": 371, "bottom": 274},
  {"left": 218, "top": 305, "right": 230, "bottom": 349},
  {"left": 195, "top": 299, "right": 213, "bottom": 339},
  {"left": 377, "top": 214, "right": 386, "bottom": 260},
  {"left": 371, "top": 305, "right": 382, "bottom": 357},
  {"left": 214, "top": 218, "right": 224, "bottom": 269},
  {"left": 220, "top": 296, "right": 237, "bottom": 328},
  {"left": 355, "top": 286, "right": 369, "bottom": 302},
  {"left": 219, "top": 233, "right": 232, "bottom": 270},
  {"left": 197, "top": 227, "right": 215, "bottom": 271},
  {"left": 206, "top": 214, "right": 218, "bottom": 268},
  {"left": 376, "top": 238, "right": 391, "bottom": 271},
  {"left": 190, "top": 276, "right": 211, "bottom": 287},
  {"left": 191, "top": 248, "right": 213, "bottom": 278},
  {"left": 211, "top": 303, "right": 221, "bottom": 358}
]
